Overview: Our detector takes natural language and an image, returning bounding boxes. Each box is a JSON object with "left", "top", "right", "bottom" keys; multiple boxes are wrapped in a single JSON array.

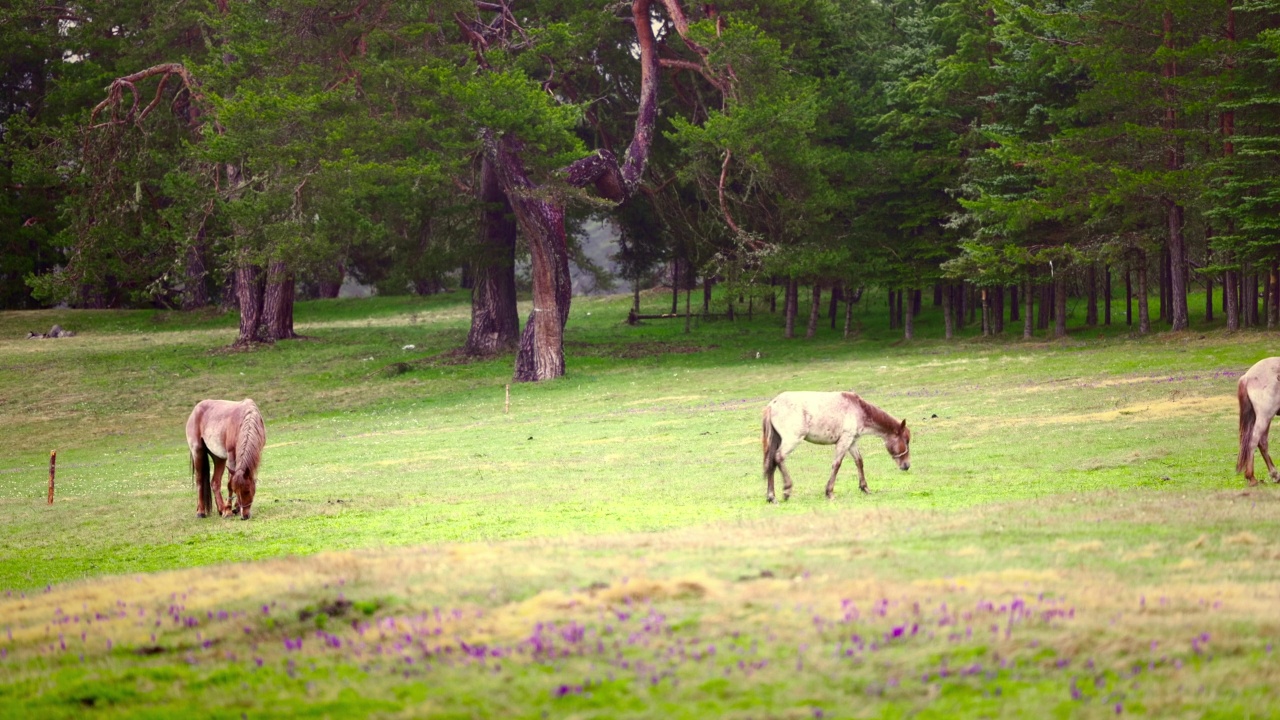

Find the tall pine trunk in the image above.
[
  {"left": 1104, "top": 265, "right": 1112, "bottom": 325},
  {"left": 981, "top": 288, "right": 991, "bottom": 337},
  {"left": 1125, "top": 265, "right": 1133, "bottom": 326},
  {"left": 1137, "top": 252, "right": 1151, "bottom": 334},
  {"left": 943, "top": 283, "right": 954, "bottom": 340},
  {"left": 1023, "top": 277, "right": 1034, "bottom": 339},
  {"left": 1164, "top": 10, "right": 1189, "bottom": 331},
  {"left": 903, "top": 287, "right": 915, "bottom": 340},
  {"left": 829, "top": 283, "right": 841, "bottom": 329},
  {"left": 988, "top": 284, "right": 998, "bottom": 333},
  {"left": 1053, "top": 274, "right": 1067, "bottom": 338},
  {"left": 1224, "top": 1, "right": 1240, "bottom": 332},
  {"left": 843, "top": 290, "right": 854, "bottom": 339},
  {"left": 1264, "top": 260, "right": 1274, "bottom": 327},
  {"left": 784, "top": 278, "right": 798, "bottom": 338},
  {"left": 806, "top": 284, "right": 821, "bottom": 339},
  {"left": 1086, "top": 264, "right": 1098, "bottom": 326}
]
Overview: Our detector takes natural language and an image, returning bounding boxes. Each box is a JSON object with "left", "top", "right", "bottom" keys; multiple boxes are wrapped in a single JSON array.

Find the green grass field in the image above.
[{"left": 1, "top": 289, "right": 1278, "bottom": 718}]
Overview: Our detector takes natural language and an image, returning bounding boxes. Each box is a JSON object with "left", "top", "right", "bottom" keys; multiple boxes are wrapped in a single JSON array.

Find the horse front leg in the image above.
[
  {"left": 211, "top": 458, "right": 232, "bottom": 517},
  {"left": 825, "top": 438, "right": 855, "bottom": 499},
  {"left": 850, "top": 446, "right": 869, "bottom": 494}
]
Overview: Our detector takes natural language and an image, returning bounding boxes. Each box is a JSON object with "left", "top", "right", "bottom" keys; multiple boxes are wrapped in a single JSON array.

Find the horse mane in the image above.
[
  {"left": 237, "top": 399, "right": 265, "bottom": 476},
  {"left": 847, "top": 393, "right": 902, "bottom": 436}
]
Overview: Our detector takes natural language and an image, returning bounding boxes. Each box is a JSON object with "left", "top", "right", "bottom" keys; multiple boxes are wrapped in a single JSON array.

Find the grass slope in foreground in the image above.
[{"left": 0, "top": 290, "right": 1278, "bottom": 718}]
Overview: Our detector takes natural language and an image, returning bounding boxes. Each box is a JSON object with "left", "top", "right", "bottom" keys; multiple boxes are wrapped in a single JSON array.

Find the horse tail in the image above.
[
  {"left": 195, "top": 442, "right": 212, "bottom": 513},
  {"left": 762, "top": 405, "right": 781, "bottom": 476},
  {"left": 1238, "top": 379, "right": 1256, "bottom": 473},
  {"left": 238, "top": 400, "right": 266, "bottom": 478}
]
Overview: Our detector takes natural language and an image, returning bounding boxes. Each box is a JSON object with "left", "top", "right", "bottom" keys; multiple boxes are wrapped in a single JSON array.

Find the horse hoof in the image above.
[
  {"left": 766, "top": 496, "right": 775, "bottom": 504},
  {"left": 196, "top": 512, "right": 206, "bottom": 519}
]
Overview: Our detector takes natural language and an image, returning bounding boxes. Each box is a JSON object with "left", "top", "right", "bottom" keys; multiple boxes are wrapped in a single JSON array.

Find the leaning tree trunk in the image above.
[
  {"left": 234, "top": 256, "right": 265, "bottom": 346},
  {"left": 262, "top": 260, "right": 296, "bottom": 341},
  {"left": 465, "top": 156, "right": 520, "bottom": 356},
  {"left": 490, "top": 137, "right": 573, "bottom": 382},
  {"left": 492, "top": 0, "right": 670, "bottom": 381}
]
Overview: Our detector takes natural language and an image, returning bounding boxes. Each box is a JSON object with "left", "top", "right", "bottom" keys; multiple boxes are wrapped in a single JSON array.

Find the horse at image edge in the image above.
[{"left": 1237, "top": 357, "right": 1280, "bottom": 486}]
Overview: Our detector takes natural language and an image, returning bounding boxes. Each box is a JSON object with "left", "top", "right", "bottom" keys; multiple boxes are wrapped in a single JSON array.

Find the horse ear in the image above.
[{"left": 899, "top": 418, "right": 908, "bottom": 432}]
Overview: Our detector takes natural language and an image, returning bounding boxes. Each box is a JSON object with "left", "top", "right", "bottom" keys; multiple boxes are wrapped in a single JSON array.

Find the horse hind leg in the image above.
[
  {"left": 1259, "top": 420, "right": 1280, "bottom": 483},
  {"left": 765, "top": 460, "right": 777, "bottom": 504},
  {"left": 211, "top": 458, "right": 232, "bottom": 517},
  {"left": 774, "top": 435, "right": 805, "bottom": 502},
  {"left": 764, "top": 422, "right": 781, "bottom": 504}
]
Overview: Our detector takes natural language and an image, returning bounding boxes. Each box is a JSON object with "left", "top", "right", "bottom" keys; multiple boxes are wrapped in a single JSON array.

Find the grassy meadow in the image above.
[{"left": 0, "top": 288, "right": 1278, "bottom": 718}]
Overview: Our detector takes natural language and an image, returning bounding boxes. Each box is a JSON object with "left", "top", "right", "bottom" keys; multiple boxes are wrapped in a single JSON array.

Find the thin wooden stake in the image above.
[
  {"left": 504, "top": 384, "right": 510, "bottom": 414},
  {"left": 48, "top": 450, "right": 56, "bottom": 505}
]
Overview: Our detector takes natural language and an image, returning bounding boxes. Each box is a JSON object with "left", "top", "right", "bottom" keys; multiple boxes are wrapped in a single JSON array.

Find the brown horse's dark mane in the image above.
[
  {"left": 843, "top": 392, "right": 902, "bottom": 436},
  {"left": 236, "top": 400, "right": 264, "bottom": 478}
]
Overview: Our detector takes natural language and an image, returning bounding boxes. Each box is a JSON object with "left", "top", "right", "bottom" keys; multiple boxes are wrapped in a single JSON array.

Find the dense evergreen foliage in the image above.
[{"left": 3, "top": 1, "right": 1279, "bottom": 375}]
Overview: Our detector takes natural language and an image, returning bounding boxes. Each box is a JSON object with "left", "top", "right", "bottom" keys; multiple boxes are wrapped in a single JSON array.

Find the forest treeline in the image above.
[{"left": 3, "top": 1, "right": 1279, "bottom": 380}]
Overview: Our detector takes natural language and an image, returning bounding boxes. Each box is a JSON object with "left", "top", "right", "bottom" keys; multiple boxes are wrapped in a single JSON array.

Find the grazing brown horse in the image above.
[
  {"left": 1237, "top": 358, "right": 1280, "bottom": 486},
  {"left": 762, "top": 391, "right": 910, "bottom": 502},
  {"left": 186, "top": 399, "right": 265, "bottom": 519}
]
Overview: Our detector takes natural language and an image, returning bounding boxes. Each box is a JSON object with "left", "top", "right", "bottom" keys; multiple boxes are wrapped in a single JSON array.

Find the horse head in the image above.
[
  {"left": 885, "top": 419, "right": 911, "bottom": 471},
  {"left": 230, "top": 470, "right": 256, "bottom": 520}
]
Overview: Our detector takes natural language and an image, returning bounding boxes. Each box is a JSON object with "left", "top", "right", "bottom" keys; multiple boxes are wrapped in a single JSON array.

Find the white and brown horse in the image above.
[
  {"left": 762, "top": 391, "right": 910, "bottom": 502},
  {"left": 186, "top": 399, "right": 265, "bottom": 519},
  {"left": 1238, "top": 358, "right": 1280, "bottom": 486}
]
